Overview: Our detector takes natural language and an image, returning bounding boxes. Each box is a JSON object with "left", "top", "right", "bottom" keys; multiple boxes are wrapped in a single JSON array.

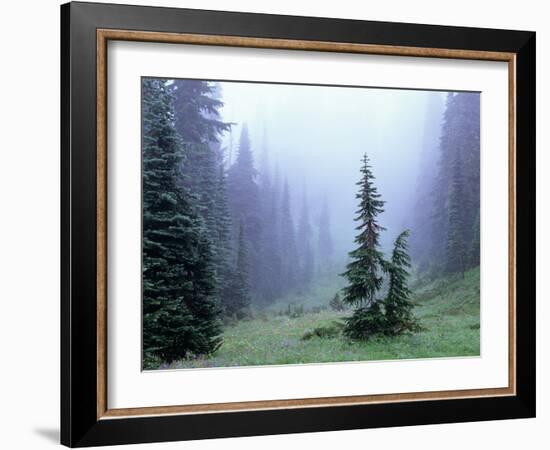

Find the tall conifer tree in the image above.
[
  {"left": 171, "top": 78, "right": 231, "bottom": 288},
  {"left": 446, "top": 147, "right": 468, "bottom": 276},
  {"left": 317, "top": 196, "right": 334, "bottom": 271},
  {"left": 265, "top": 165, "right": 284, "bottom": 300},
  {"left": 256, "top": 134, "right": 283, "bottom": 303},
  {"left": 280, "top": 179, "right": 298, "bottom": 292},
  {"left": 342, "top": 153, "right": 386, "bottom": 308},
  {"left": 213, "top": 163, "right": 233, "bottom": 294},
  {"left": 428, "top": 92, "right": 480, "bottom": 275},
  {"left": 227, "top": 124, "right": 262, "bottom": 295},
  {"left": 342, "top": 154, "right": 387, "bottom": 340},
  {"left": 223, "top": 223, "right": 251, "bottom": 318},
  {"left": 142, "top": 79, "right": 222, "bottom": 365},
  {"left": 409, "top": 93, "right": 445, "bottom": 270},
  {"left": 297, "top": 189, "right": 314, "bottom": 289},
  {"left": 172, "top": 79, "right": 229, "bottom": 144}
]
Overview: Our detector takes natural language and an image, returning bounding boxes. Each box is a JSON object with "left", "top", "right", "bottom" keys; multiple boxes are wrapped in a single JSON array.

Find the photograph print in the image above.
[{"left": 141, "top": 77, "right": 480, "bottom": 370}]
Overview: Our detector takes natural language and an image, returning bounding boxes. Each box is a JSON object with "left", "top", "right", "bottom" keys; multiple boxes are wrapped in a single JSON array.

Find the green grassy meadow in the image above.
[{"left": 160, "top": 267, "right": 480, "bottom": 370}]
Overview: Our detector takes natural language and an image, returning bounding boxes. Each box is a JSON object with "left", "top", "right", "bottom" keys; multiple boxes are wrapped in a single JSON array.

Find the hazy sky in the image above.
[{"left": 215, "top": 80, "right": 446, "bottom": 257}]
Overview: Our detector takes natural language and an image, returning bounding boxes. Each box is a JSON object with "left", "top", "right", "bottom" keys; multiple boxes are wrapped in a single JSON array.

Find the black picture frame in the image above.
[{"left": 61, "top": 1, "right": 535, "bottom": 447}]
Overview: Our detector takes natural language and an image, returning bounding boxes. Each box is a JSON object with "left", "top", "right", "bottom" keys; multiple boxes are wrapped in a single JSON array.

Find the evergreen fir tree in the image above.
[
  {"left": 343, "top": 303, "right": 386, "bottom": 340},
  {"left": 329, "top": 292, "right": 345, "bottom": 312},
  {"left": 408, "top": 93, "right": 446, "bottom": 270},
  {"left": 172, "top": 79, "right": 229, "bottom": 144},
  {"left": 342, "top": 153, "right": 386, "bottom": 308},
  {"left": 280, "top": 178, "right": 299, "bottom": 292},
  {"left": 342, "top": 153, "right": 387, "bottom": 340},
  {"left": 428, "top": 92, "right": 480, "bottom": 275},
  {"left": 171, "top": 79, "right": 228, "bottom": 206},
  {"left": 182, "top": 142, "right": 219, "bottom": 236},
  {"left": 383, "top": 230, "right": 419, "bottom": 335},
  {"left": 297, "top": 189, "right": 315, "bottom": 289},
  {"left": 227, "top": 124, "right": 262, "bottom": 295},
  {"left": 265, "top": 165, "right": 284, "bottom": 300},
  {"left": 430, "top": 93, "right": 456, "bottom": 270},
  {"left": 141, "top": 79, "right": 222, "bottom": 364},
  {"left": 256, "top": 137, "right": 284, "bottom": 303},
  {"left": 446, "top": 147, "right": 468, "bottom": 277},
  {"left": 469, "top": 210, "right": 480, "bottom": 267},
  {"left": 317, "top": 196, "right": 334, "bottom": 271},
  {"left": 171, "top": 78, "right": 232, "bottom": 291},
  {"left": 213, "top": 163, "right": 233, "bottom": 301},
  {"left": 223, "top": 223, "right": 252, "bottom": 318}
]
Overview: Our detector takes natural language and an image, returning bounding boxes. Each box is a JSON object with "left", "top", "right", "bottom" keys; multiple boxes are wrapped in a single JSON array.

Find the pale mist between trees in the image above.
[{"left": 142, "top": 78, "right": 480, "bottom": 369}]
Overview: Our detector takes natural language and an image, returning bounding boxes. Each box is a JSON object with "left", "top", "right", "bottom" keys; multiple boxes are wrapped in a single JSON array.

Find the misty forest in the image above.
[{"left": 142, "top": 78, "right": 480, "bottom": 370}]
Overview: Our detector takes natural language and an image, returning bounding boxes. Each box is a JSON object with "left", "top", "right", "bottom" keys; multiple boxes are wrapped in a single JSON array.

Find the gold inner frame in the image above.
[{"left": 96, "top": 28, "right": 517, "bottom": 420}]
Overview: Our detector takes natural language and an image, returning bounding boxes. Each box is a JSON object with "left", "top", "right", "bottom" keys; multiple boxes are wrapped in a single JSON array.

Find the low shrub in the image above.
[
  {"left": 282, "top": 303, "right": 304, "bottom": 318},
  {"left": 302, "top": 321, "right": 345, "bottom": 340}
]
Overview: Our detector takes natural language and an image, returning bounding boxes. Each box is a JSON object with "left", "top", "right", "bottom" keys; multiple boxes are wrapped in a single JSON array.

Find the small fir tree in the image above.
[
  {"left": 329, "top": 293, "right": 345, "bottom": 312},
  {"left": 383, "top": 230, "right": 419, "bottom": 335}
]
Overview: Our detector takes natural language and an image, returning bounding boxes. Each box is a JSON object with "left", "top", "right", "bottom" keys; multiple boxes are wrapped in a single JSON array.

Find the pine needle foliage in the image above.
[
  {"left": 383, "top": 230, "right": 420, "bottom": 336},
  {"left": 142, "top": 78, "right": 222, "bottom": 365},
  {"left": 223, "top": 222, "right": 252, "bottom": 319},
  {"left": 342, "top": 155, "right": 419, "bottom": 341},
  {"left": 342, "top": 153, "right": 386, "bottom": 308},
  {"left": 341, "top": 153, "right": 387, "bottom": 338},
  {"left": 343, "top": 303, "right": 387, "bottom": 340}
]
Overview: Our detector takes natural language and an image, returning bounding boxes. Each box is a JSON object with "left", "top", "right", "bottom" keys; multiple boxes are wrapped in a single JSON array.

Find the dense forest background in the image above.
[{"left": 142, "top": 78, "right": 480, "bottom": 368}]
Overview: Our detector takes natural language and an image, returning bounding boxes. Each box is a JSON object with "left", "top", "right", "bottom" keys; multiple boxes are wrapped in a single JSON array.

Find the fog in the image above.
[
  {"left": 142, "top": 76, "right": 479, "bottom": 366},
  {"left": 216, "top": 81, "right": 446, "bottom": 263}
]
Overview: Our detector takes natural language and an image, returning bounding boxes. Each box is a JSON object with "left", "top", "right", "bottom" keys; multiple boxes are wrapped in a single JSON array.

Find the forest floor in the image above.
[{"left": 163, "top": 266, "right": 480, "bottom": 369}]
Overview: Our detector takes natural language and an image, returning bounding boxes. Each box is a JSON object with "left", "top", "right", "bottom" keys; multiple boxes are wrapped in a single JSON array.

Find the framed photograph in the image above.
[{"left": 61, "top": 2, "right": 535, "bottom": 447}]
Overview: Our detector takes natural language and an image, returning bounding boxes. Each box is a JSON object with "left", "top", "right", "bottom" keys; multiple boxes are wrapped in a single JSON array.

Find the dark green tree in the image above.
[
  {"left": 213, "top": 163, "right": 233, "bottom": 300},
  {"left": 141, "top": 78, "right": 222, "bottom": 365},
  {"left": 446, "top": 147, "right": 468, "bottom": 277},
  {"left": 171, "top": 78, "right": 232, "bottom": 305},
  {"left": 223, "top": 222, "right": 251, "bottom": 318},
  {"left": 343, "top": 303, "right": 386, "bottom": 340},
  {"left": 171, "top": 79, "right": 230, "bottom": 249},
  {"left": 172, "top": 79, "right": 229, "bottom": 144},
  {"left": 342, "top": 153, "right": 386, "bottom": 308},
  {"left": 383, "top": 230, "right": 419, "bottom": 335},
  {"left": 342, "top": 153, "right": 387, "bottom": 340},
  {"left": 257, "top": 139, "right": 283, "bottom": 304}
]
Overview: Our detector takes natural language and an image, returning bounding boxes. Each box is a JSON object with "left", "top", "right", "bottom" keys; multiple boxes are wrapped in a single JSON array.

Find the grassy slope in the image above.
[{"left": 167, "top": 267, "right": 480, "bottom": 369}]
